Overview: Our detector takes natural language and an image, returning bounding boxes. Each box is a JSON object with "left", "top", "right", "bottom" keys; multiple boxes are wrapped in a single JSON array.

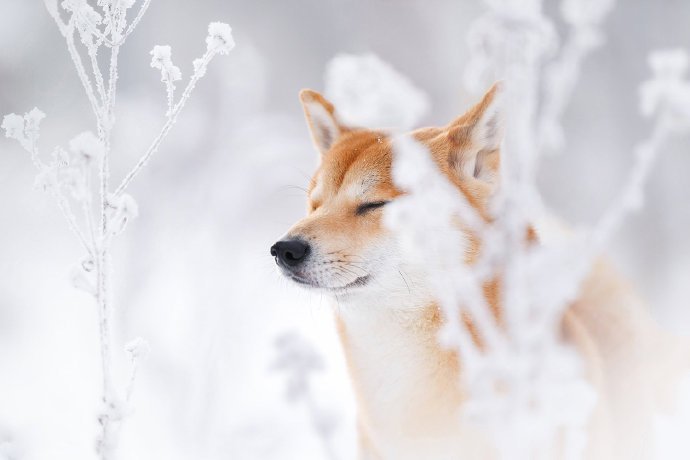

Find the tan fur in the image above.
[{"left": 276, "top": 85, "right": 689, "bottom": 459}]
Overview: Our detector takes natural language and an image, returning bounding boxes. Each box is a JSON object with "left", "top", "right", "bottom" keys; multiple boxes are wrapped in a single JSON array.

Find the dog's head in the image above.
[{"left": 270, "top": 84, "right": 503, "bottom": 300}]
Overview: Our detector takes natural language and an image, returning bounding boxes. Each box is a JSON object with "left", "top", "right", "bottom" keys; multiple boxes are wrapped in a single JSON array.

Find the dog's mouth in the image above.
[{"left": 287, "top": 273, "right": 371, "bottom": 292}]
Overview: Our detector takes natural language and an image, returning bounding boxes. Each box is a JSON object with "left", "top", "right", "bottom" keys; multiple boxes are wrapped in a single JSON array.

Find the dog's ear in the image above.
[
  {"left": 299, "top": 89, "right": 346, "bottom": 156},
  {"left": 445, "top": 82, "right": 504, "bottom": 189}
]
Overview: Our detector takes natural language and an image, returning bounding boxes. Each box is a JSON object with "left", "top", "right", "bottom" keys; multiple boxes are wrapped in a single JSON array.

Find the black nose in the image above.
[{"left": 270, "top": 239, "right": 310, "bottom": 268}]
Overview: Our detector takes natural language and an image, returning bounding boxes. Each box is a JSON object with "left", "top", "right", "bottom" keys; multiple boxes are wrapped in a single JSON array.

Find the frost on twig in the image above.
[
  {"left": 115, "top": 22, "right": 235, "bottom": 196},
  {"left": 4, "top": 2, "right": 234, "bottom": 458},
  {"left": 272, "top": 332, "right": 340, "bottom": 460},
  {"left": 538, "top": 0, "right": 616, "bottom": 152},
  {"left": 593, "top": 48, "right": 690, "bottom": 247},
  {"left": 150, "top": 45, "right": 181, "bottom": 116}
]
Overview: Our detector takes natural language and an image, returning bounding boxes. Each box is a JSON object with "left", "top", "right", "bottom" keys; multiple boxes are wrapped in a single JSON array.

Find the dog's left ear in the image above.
[
  {"left": 299, "top": 89, "right": 347, "bottom": 156},
  {"left": 446, "top": 82, "right": 504, "bottom": 190}
]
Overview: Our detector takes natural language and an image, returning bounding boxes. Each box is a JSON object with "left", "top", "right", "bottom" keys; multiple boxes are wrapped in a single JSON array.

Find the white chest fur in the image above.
[{"left": 335, "top": 295, "right": 494, "bottom": 459}]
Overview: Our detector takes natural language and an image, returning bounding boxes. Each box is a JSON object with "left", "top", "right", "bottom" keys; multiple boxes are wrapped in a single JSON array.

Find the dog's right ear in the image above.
[
  {"left": 299, "top": 89, "right": 346, "bottom": 156},
  {"left": 445, "top": 82, "right": 504, "bottom": 192}
]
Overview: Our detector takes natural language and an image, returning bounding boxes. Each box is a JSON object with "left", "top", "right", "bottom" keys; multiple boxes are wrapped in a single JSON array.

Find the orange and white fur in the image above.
[{"left": 270, "top": 84, "right": 688, "bottom": 459}]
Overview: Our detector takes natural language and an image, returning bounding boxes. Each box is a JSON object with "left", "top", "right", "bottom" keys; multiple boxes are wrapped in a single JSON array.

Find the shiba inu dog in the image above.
[{"left": 270, "top": 84, "right": 687, "bottom": 459}]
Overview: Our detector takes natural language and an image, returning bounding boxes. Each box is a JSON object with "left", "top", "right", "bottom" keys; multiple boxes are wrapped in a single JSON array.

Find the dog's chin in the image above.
[{"left": 285, "top": 272, "right": 372, "bottom": 294}]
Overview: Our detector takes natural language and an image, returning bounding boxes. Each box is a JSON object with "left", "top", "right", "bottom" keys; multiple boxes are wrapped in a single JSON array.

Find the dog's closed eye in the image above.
[{"left": 356, "top": 201, "right": 389, "bottom": 216}]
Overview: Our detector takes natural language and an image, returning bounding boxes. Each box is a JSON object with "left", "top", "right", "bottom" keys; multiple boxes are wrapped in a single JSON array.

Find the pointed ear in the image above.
[
  {"left": 299, "top": 89, "right": 346, "bottom": 155},
  {"left": 446, "top": 82, "right": 504, "bottom": 189}
]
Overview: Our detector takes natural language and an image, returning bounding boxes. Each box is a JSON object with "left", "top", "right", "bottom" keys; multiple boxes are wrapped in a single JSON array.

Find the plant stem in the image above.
[{"left": 114, "top": 50, "right": 215, "bottom": 196}]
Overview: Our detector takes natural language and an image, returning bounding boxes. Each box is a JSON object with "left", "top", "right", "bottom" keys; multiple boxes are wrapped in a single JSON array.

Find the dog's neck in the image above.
[{"left": 334, "top": 291, "right": 464, "bottom": 441}]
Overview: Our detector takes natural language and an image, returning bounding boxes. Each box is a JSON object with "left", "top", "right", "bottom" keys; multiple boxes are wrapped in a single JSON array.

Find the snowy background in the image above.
[{"left": 1, "top": 1, "right": 689, "bottom": 459}]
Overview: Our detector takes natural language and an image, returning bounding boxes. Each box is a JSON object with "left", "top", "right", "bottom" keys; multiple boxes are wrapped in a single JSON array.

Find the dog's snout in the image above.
[{"left": 270, "top": 239, "right": 310, "bottom": 268}]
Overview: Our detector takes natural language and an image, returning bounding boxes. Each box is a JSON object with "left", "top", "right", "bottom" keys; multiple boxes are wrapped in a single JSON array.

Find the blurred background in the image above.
[{"left": 0, "top": 0, "right": 688, "bottom": 459}]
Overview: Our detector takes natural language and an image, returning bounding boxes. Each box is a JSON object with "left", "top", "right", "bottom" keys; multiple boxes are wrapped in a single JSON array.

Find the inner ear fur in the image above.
[
  {"left": 299, "top": 89, "right": 347, "bottom": 156},
  {"left": 445, "top": 82, "right": 504, "bottom": 188}
]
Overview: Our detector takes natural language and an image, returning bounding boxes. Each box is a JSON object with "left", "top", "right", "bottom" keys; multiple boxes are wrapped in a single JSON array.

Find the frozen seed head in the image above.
[
  {"left": 69, "top": 131, "right": 104, "bottom": 162},
  {"left": 150, "top": 45, "right": 182, "bottom": 83},
  {"left": 150, "top": 44, "right": 172, "bottom": 62},
  {"left": 639, "top": 49, "right": 690, "bottom": 120},
  {"left": 3, "top": 108, "right": 46, "bottom": 147},
  {"left": 2, "top": 113, "right": 25, "bottom": 141},
  {"left": 206, "top": 22, "right": 235, "bottom": 55},
  {"left": 24, "top": 108, "right": 46, "bottom": 143},
  {"left": 62, "top": 0, "right": 103, "bottom": 40}
]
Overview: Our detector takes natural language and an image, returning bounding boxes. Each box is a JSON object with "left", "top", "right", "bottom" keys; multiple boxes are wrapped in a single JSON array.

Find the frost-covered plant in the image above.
[
  {"left": 381, "top": 1, "right": 690, "bottom": 459},
  {"left": 538, "top": 0, "right": 617, "bottom": 151},
  {"left": 2, "top": 1, "right": 234, "bottom": 458},
  {"left": 272, "top": 332, "right": 340, "bottom": 460},
  {"left": 325, "top": 53, "right": 429, "bottom": 129}
]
